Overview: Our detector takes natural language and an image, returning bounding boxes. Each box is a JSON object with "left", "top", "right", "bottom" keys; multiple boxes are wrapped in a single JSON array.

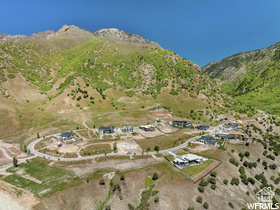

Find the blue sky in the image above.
[{"left": 1, "top": 0, "right": 280, "bottom": 67}]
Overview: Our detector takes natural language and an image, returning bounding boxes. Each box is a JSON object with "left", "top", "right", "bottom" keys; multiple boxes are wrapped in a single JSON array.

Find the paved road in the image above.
[
  {"left": 1, "top": 110, "right": 272, "bottom": 169},
  {"left": 26, "top": 124, "right": 224, "bottom": 162}
]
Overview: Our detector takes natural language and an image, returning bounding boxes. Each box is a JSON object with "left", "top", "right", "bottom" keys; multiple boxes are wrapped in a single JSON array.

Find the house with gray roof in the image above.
[
  {"left": 121, "top": 126, "right": 134, "bottom": 133},
  {"left": 196, "top": 125, "right": 209, "bottom": 131},
  {"left": 98, "top": 126, "right": 115, "bottom": 134},
  {"left": 172, "top": 121, "right": 193, "bottom": 128},
  {"left": 59, "top": 132, "right": 76, "bottom": 140},
  {"left": 199, "top": 135, "right": 217, "bottom": 146}
]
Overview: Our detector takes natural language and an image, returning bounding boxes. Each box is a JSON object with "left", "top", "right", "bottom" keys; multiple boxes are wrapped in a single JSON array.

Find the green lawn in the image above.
[
  {"left": 165, "top": 155, "right": 174, "bottom": 162},
  {"left": 176, "top": 152, "right": 188, "bottom": 156},
  {"left": 181, "top": 160, "right": 214, "bottom": 176},
  {"left": 80, "top": 143, "right": 112, "bottom": 156}
]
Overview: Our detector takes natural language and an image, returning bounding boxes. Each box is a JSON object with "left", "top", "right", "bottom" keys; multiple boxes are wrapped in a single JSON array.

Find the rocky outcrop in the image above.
[
  {"left": 3, "top": 35, "right": 29, "bottom": 42},
  {"left": 46, "top": 25, "right": 95, "bottom": 40},
  {"left": 1, "top": 30, "right": 54, "bottom": 42},
  {"left": 0, "top": 33, "right": 7, "bottom": 39},
  {"left": 29, "top": 30, "right": 55, "bottom": 40},
  {"left": 92, "top": 28, "right": 160, "bottom": 47}
]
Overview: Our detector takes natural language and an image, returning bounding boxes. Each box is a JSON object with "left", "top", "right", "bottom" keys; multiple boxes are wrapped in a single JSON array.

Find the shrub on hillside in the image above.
[
  {"left": 228, "top": 202, "right": 234, "bottom": 209},
  {"left": 169, "top": 89, "right": 179, "bottom": 95},
  {"left": 203, "top": 202, "right": 209, "bottom": 209},
  {"left": 210, "top": 171, "right": 217, "bottom": 177},
  {"left": 196, "top": 196, "right": 203, "bottom": 203},
  {"left": 198, "top": 186, "right": 205, "bottom": 193},
  {"left": 99, "top": 179, "right": 105, "bottom": 185}
]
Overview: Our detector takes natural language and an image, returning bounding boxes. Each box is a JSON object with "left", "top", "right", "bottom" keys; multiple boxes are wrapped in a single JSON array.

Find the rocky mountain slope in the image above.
[
  {"left": 0, "top": 25, "right": 242, "bottom": 141},
  {"left": 202, "top": 42, "right": 280, "bottom": 115}
]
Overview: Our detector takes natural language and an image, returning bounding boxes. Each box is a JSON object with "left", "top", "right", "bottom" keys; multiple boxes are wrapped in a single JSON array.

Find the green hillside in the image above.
[
  {"left": 202, "top": 42, "right": 280, "bottom": 115},
  {"left": 0, "top": 36, "right": 209, "bottom": 100},
  {"left": 0, "top": 25, "right": 252, "bottom": 141}
]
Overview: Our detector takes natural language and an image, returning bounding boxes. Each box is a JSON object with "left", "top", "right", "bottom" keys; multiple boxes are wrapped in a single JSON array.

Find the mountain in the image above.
[
  {"left": 2, "top": 25, "right": 279, "bottom": 210},
  {"left": 0, "top": 25, "right": 242, "bottom": 141},
  {"left": 92, "top": 28, "right": 160, "bottom": 47},
  {"left": 0, "top": 25, "right": 160, "bottom": 47},
  {"left": 202, "top": 42, "right": 280, "bottom": 115}
]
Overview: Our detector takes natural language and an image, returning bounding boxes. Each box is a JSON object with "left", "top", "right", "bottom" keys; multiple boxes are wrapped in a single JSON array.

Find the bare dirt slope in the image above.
[
  {"left": 35, "top": 141, "right": 280, "bottom": 210},
  {"left": 0, "top": 180, "right": 39, "bottom": 210}
]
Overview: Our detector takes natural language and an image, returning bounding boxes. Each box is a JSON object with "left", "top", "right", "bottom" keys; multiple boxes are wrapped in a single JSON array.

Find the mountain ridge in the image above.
[
  {"left": 0, "top": 25, "right": 160, "bottom": 47},
  {"left": 202, "top": 42, "right": 280, "bottom": 81},
  {"left": 0, "top": 24, "right": 233, "bottom": 140}
]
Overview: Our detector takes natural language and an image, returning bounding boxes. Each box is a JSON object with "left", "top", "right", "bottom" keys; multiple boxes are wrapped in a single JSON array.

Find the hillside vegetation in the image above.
[
  {"left": 202, "top": 42, "right": 280, "bottom": 115},
  {"left": 0, "top": 25, "right": 252, "bottom": 142}
]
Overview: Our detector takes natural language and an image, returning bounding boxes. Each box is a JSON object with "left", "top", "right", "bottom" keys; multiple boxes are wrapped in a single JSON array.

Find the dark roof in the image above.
[
  {"left": 216, "top": 133, "right": 235, "bottom": 139},
  {"left": 205, "top": 139, "right": 216, "bottom": 145},
  {"left": 60, "top": 132, "right": 75, "bottom": 137},
  {"left": 226, "top": 122, "right": 239, "bottom": 128},
  {"left": 200, "top": 135, "right": 216, "bottom": 145},
  {"left": 196, "top": 125, "right": 209, "bottom": 130},
  {"left": 173, "top": 121, "right": 190, "bottom": 123},
  {"left": 98, "top": 126, "right": 115, "bottom": 130},
  {"left": 200, "top": 135, "right": 215, "bottom": 141}
]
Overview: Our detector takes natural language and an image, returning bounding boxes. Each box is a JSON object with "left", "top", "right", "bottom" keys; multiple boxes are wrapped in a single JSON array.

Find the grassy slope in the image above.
[
  {"left": 0, "top": 33, "right": 242, "bottom": 142},
  {"left": 203, "top": 42, "right": 280, "bottom": 115},
  {"left": 30, "top": 139, "right": 280, "bottom": 209},
  {"left": 2, "top": 118, "right": 280, "bottom": 209}
]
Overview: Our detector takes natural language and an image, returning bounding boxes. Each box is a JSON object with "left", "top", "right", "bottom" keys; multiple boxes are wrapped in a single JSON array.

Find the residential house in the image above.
[
  {"left": 139, "top": 125, "right": 155, "bottom": 132},
  {"left": 230, "top": 130, "right": 249, "bottom": 140},
  {"left": 59, "top": 132, "right": 76, "bottom": 140},
  {"left": 173, "top": 154, "right": 204, "bottom": 166},
  {"left": 196, "top": 125, "right": 209, "bottom": 131},
  {"left": 98, "top": 126, "right": 115, "bottom": 134},
  {"left": 172, "top": 121, "right": 193, "bottom": 128},
  {"left": 226, "top": 122, "right": 239, "bottom": 129},
  {"left": 121, "top": 126, "right": 134, "bottom": 133},
  {"left": 199, "top": 135, "right": 217, "bottom": 146},
  {"left": 216, "top": 133, "right": 235, "bottom": 140}
]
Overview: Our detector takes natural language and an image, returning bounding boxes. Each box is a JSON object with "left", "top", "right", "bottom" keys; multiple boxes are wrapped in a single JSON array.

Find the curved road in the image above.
[
  {"left": 27, "top": 123, "right": 225, "bottom": 162},
  {"left": 27, "top": 110, "right": 271, "bottom": 162}
]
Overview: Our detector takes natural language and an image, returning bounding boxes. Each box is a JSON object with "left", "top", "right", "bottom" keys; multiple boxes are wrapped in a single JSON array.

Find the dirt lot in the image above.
[
  {"left": 36, "top": 137, "right": 82, "bottom": 156},
  {"left": 155, "top": 123, "right": 178, "bottom": 133},
  {"left": 150, "top": 109, "right": 173, "bottom": 121},
  {"left": 186, "top": 144, "right": 211, "bottom": 153},
  {"left": 136, "top": 127, "right": 163, "bottom": 138},
  {"left": 0, "top": 140, "right": 29, "bottom": 166},
  {"left": 63, "top": 156, "right": 166, "bottom": 177},
  {"left": 0, "top": 180, "right": 39, "bottom": 209},
  {"left": 117, "top": 139, "right": 142, "bottom": 154}
]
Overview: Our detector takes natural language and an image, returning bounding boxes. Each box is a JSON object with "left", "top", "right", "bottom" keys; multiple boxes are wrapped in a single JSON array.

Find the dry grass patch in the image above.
[
  {"left": 34, "top": 137, "right": 53, "bottom": 150},
  {"left": 80, "top": 143, "right": 111, "bottom": 156},
  {"left": 135, "top": 129, "right": 198, "bottom": 151},
  {"left": 76, "top": 130, "right": 90, "bottom": 139}
]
